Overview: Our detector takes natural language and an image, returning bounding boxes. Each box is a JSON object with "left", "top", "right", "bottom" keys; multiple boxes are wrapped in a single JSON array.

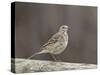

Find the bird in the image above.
[{"left": 24, "top": 25, "right": 69, "bottom": 63}]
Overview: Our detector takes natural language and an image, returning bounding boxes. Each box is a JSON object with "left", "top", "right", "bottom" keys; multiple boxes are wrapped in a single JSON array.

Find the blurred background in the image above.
[{"left": 15, "top": 2, "right": 97, "bottom": 64}]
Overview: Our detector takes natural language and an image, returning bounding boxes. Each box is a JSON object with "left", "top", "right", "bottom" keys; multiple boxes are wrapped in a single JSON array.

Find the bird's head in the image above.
[{"left": 59, "top": 25, "right": 68, "bottom": 32}]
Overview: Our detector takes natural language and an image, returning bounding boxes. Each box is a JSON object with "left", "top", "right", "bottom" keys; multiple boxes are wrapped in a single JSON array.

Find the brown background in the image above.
[{"left": 15, "top": 2, "right": 97, "bottom": 64}]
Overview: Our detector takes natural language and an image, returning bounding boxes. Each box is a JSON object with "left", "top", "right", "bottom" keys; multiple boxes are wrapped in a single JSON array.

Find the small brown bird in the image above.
[{"left": 25, "top": 25, "right": 69, "bottom": 61}]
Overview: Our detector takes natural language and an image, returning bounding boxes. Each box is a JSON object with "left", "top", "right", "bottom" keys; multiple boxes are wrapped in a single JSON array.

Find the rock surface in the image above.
[{"left": 11, "top": 58, "right": 97, "bottom": 73}]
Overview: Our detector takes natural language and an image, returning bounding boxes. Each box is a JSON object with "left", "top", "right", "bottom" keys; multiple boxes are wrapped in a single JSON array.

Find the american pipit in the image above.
[{"left": 25, "top": 25, "right": 69, "bottom": 62}]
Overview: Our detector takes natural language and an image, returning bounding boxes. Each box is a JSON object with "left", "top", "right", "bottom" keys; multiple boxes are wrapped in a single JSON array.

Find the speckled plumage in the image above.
[{"left": 26, "top": 25, "right": 69, "bottom": 60}]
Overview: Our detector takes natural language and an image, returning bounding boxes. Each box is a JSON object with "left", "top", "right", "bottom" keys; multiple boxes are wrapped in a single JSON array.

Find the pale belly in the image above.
[
  {"left": 51, "top": 42, "right": 67, "bottom": 55},
  {"left": 50, "top": 36, "right": 68, "bottom": 55}
]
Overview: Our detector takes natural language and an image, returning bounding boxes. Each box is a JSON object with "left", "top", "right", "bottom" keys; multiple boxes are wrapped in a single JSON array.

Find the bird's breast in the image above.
[
  {"left": 51, "top": 32, "right": 68, "bottom": 55},
  {"left": 64, "top": 32, "right": 68, "bottom": 46}
]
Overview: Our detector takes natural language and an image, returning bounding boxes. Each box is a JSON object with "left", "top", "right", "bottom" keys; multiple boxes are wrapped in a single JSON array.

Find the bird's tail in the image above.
[
  {"left": 27, "top": 50, "right": 48, "bottom": 59},
  {"left": 22, "top": 50, "right": 48, "bottom": 64}
]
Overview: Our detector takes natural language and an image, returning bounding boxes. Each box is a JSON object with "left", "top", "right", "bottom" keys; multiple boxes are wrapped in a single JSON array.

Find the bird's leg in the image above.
[
  {"left": 56, "top": 56, "right": 62, "bottom": 62},
  {"left": 50, "top": 54, "right": 63, "bottom": 62},
  {"left": 50, "top": 54, "right": 57, "bottom": 61},
  {"left": 49, "top": 54, "right": 64, "bottom": 65}
]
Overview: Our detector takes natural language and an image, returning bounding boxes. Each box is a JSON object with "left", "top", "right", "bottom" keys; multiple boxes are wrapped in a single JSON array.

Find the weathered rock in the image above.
[{"left": 11, "top": 58, "right": 97, "bottom": 73}]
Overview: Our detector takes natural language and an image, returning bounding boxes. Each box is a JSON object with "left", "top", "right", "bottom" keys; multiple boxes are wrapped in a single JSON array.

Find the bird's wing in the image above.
[{"left": 40, "top": 32, "right": 62, "bottom": 49}]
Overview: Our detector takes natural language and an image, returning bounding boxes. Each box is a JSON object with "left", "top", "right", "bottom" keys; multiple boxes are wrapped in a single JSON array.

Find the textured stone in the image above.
[{"left": 11, "top": 58, "right": 97, "bottom": 73}]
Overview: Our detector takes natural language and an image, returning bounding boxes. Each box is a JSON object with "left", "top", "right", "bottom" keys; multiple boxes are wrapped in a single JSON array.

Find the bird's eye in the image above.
[{"left": 62, "top": 27, "right": 65, "bottom": 29}]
